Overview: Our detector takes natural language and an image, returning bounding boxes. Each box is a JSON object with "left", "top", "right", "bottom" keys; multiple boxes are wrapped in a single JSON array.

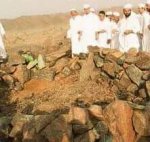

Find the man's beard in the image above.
[
  {"left": 147, "top": 8, "right": 150, "bottom": 13},
  {"left": 125, "top": 13, "right": 131, "bottom": 18}
]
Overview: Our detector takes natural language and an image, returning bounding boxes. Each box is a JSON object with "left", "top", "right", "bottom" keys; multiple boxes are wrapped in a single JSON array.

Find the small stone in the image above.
[
  {"left": 62, "top": 66, "right": 71, "bottom": 77},
  {"left": 93, "top": 55, "right": 104, "bottom": 68}
]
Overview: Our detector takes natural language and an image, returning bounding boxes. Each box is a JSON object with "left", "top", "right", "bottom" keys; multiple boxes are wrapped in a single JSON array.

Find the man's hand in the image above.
[
  {"left": 138, "top": 33, "right": 143, "bottom": 39},
  {"left": 99, "top": 29, "right": 106, "bottom": 34},
  {"left": 124, "top": 30, "right": 133, "bottom": 35},
  {"left": 107, "top": 39, "right": 111, "bottom": 44},
  {"left": 148, "top": 25, "right": 150, "bottom": 30},
  {"left": 78, "top": 31, "right": 82, "bottom": 41},
  {"left": 112, "top": 29, "right": 118, "bottom": 34},
  {"left": 95, "top": 32, "right": 99, "bottom": 40}
]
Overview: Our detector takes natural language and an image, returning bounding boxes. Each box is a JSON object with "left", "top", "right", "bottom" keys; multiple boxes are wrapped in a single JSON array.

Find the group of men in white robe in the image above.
[
  {"left": 0, "top": 22, "right": 7, "bottom": 60},
  {"left": 68, "top": 1, "right": 150, "bottom": 57}
]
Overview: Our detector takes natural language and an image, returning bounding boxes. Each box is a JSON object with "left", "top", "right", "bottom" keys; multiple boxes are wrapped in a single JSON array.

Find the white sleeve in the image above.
[
  {"left": 0, "top": 23, "right": 5, "bottom": 36},
  {"left": 132, "top": 17, "right": 140, "bottom": 33},
  {"left": 106, "top": 21, "right": 112, "bottom": 39}
]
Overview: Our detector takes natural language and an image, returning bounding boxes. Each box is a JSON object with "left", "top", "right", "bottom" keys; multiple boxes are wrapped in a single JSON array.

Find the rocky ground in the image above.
[{"left": 0, "top": 15, "right": 150, "bottom": 142}]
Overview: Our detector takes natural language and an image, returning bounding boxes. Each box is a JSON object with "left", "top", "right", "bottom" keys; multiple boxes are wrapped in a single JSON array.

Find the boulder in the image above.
[
  {"left": 126, "top": 64, "right": 143, "bottom": 86},
  {"left": 74, "top": 130, "right": 96, "bottom": 142},
  {"left": 54, "top": 58, "right": 69, "bottom": 74},
  {"left": 105, "top": 50, "right": 123, "bottom": 62},
  {"left": 0, "top": 117, "right": 12, "bottom": 138},
  {"left": 104, "top": 100, "right": 135, "bottom": 142},
  {"left": 10, "top": 114, "right": 34, "bottom": 138},
  {"left": 42, "top": 115, "right": 72, "bottom": 142},
  {"left": 80, "top": 53, "right": 95, "bottom": 81},
  {"left": 116, "top": 72, "right": 132, "bottom": 90},
  {"left": 136, "top": 54, "right": 150, "bottom": 70},
  {"left": 93, "top": 55, "right": 104, "bottom": 68},
  {"left": 133, "top": 110, "right": 150, "bottom": 136},
  {"left": 45, "top": 48, "right": 70, "bottom": 63},
  {"left": 102, "top": 61, "right": 121, "bottom": 78},
  {"left": 22, "top": 120, "right": 36, "bottom": 142},
  {"left": 2, "top": 74, "right": 14, "bottom": 89},
  {"left": 88, "top": 105, "right": 104, "bottom": 120},
  {"left": 68, "top": 106, "right": 89, "bottom": 125},
  {"left": 72, "top": 121, "right": 93, "bottom": 135},
  {"left": 13, "top": 65, "right": 31, "bottom": 85}
]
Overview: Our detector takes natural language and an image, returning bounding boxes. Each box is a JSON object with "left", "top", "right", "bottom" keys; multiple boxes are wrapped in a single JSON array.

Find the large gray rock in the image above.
[
  {"left": 126, "top": 64, "right": 143, "bottom": 86},
  {"left": 102, "top": 61, "right": 121, "bottom": 78}
]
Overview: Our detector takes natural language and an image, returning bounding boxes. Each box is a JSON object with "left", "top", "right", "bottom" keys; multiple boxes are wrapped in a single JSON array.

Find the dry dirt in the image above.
[{"left": 1, "top": 14, "right": 116, "bottom": 115}]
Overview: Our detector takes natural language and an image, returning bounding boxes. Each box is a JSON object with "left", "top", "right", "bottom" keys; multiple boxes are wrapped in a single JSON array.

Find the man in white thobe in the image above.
[
  {"left": 143, "top": 0, "right": 150, "bottom": 52},
  {"left": 90, "top": 8, "right": 96, "bottom": 14},
  {"left": 0, "top": 22, "right": 7, "bottom": 60},
  {"left": 96, "top": 11, "right": 111, "bottom": 48},
  {"left": 137, "top": 3, "right": 146, "bottom": 50},
  {"left": 111, "top": 12, "right": 120, "bottom": 49},
  {"left": 106, "top": 11, "right": 113, "bottom": 21},
  {"left": 119, "top": 4, "right": 140, "bottom": 52},
  {"left": 67, "top": 9, "right": 82, "bottom": 57},
  {"left": 81, "top": 4, "right": 100, "bottom": 54}
]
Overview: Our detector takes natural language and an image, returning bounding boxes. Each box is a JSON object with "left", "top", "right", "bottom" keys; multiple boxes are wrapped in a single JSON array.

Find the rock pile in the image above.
[
  {"left": 0, "top": 46, "right": 150, "bottom": 142},
  {"left": 0, "top": 100, "right": 150, "bottom": 142}
]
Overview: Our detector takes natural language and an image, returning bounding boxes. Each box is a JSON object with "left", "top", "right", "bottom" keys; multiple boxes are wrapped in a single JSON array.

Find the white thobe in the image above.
[
  {"left": 111, "top": 21, "right": 120, "bottom": 49},
  {"left": 96, "top": 18, "right": 111, "bottom": 48},
  {"left": 142, "top": 12, "right": 150, "bottom": 52},
  {"left": 68, "top": 15, "right": 82, "bottom": 55},
  {"left": 119, "top": 14, "right": 140, "bottom": 52},
  {"left": 81, "top": 13, "right": 100, "bottom": 53},
  {"left": 0, "top": 23, "right": 7, "bottom": 59},
  {"left": 137, "top": 13, "right": 144, "bottom": 50}
]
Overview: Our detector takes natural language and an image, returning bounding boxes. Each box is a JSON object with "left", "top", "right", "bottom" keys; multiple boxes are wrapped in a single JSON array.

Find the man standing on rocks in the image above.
[
  {"left": 95, "top": 11, "right": 111, "bottom": 48},
  {"left": 81, "top": 4, "right": 100, "bottom": 54},
  {"left": 0, "top": 22, "right": 7, "bottom": 61},
  {"left": 67, "top": 9, "right": 83, "bottom": 57}
]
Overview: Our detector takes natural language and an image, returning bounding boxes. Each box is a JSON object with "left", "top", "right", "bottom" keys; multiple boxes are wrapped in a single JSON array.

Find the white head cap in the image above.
[
  {"left": 113, "top": 12, "right": 120, "bottom": 17},
  {"left": 83, "top": 4, "right": 91, "bottom": 9},
  {"left": 90, "top": 8, "right": 96, "bottom": 12},
  {"left": 70, "top": 8, "right": 77, "bottom": 12},
  {"left": 138, "top": 3, "right": 145, "bottom": 8},
  {"left": 123, "top": 3, "right": 133, "bottom": 9},
  {"left": 106, "top": 11, "right": 113, "bottom": 16},
  {"left": 146, "top": 0, "right": 150, "bottom": 4}
]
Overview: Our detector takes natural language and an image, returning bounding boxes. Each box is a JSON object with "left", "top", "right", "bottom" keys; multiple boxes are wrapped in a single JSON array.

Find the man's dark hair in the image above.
[{"left": 99, "top": 11, "right": 105, "bottom": 15}]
